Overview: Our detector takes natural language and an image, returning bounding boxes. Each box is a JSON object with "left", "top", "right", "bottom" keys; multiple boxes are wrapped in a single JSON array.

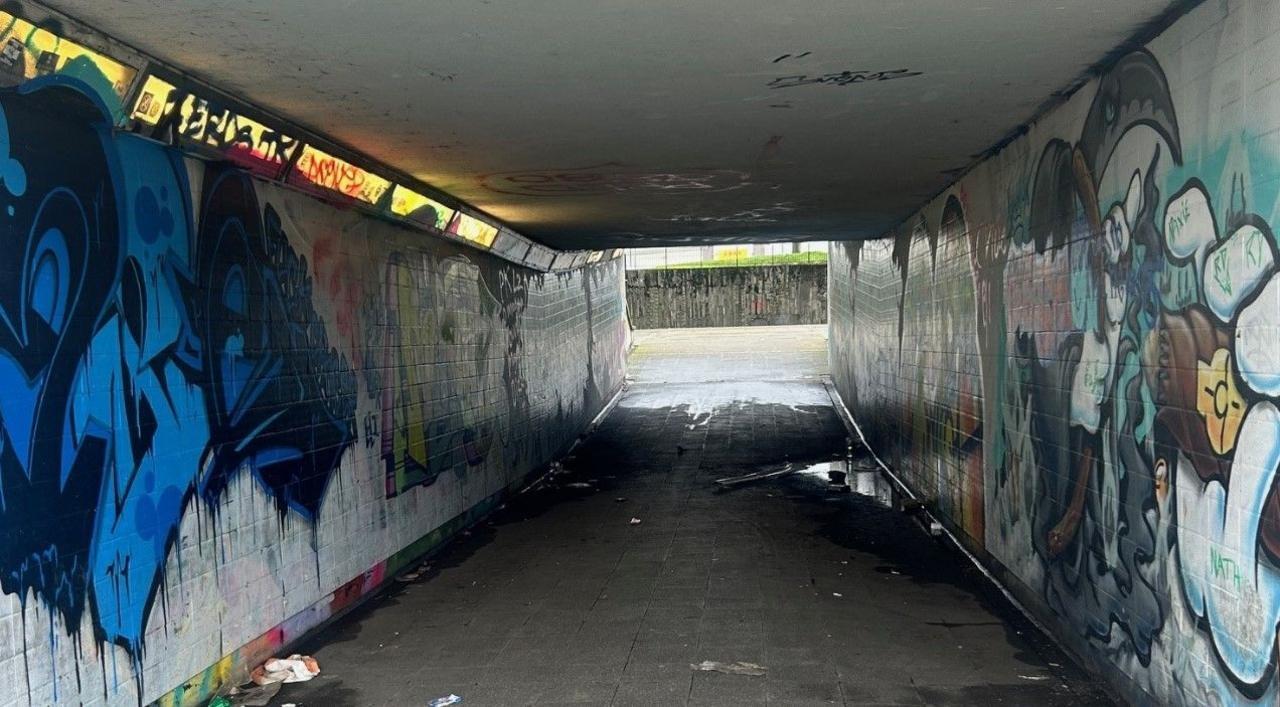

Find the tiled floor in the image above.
[{"left": 276, "top": 325, "right": 1113, "bottom": 706}]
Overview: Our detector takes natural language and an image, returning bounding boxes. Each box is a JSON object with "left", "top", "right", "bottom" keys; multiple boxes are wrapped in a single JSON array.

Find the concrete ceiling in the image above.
[{"left": 46, "top": 0, "right": 1182, "bottom": 249}]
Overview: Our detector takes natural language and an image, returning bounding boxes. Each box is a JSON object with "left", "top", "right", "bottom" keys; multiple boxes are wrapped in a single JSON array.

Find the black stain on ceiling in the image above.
[
  {"left": 768, "top": 69, "right": 923, "bottom": 89},
  {"left": 757, "top": 134, "right": 784, "bottom": 165},
  {"left": 772, "top": 51, "right": 812, "bottom": 63}
]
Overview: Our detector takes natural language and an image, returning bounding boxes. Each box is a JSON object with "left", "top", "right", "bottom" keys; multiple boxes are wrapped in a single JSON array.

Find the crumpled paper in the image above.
[{"left": 251, "top": 654, "right": 321, "bottom": 685}]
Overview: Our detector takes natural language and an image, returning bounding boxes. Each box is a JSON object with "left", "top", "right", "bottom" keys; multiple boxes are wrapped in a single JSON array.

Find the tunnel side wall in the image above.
[
  {"left": 625, "top": 264, "right": 827, "bottom": 329},
  {"left": 0, "top": 80, "right": 627, "bottom": 706},
  {"left": 828, "top": 1, "right": 1280, "bottom": 704}
]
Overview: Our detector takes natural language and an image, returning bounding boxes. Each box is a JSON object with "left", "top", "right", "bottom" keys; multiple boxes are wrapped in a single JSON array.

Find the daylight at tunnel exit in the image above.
[{"left": 0, "top": 0, "right": 1273, "bottom": 705}]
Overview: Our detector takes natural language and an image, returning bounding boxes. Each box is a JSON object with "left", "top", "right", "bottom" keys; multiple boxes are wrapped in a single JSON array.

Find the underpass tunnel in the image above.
[{"left": 0, "top": 1, "right": 1270, "bottom": 706}]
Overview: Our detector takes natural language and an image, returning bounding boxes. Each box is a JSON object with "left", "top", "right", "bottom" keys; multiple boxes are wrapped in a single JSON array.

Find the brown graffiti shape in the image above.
[
  {"left": 1142, "top": 306, "right": 1232, "bottom": 483},
  {"left": 1046, "top": 444, "right": 1093, "bottom": 558},
  {"left": 1143, "top": 306, "right": 1280, "bottom": 562},
  {"left": 1072, "top": 148, "right": 1104, "bottom": 236},
  {"left": 1039, "top": 149, "right": 1102, "bottom": 562}
]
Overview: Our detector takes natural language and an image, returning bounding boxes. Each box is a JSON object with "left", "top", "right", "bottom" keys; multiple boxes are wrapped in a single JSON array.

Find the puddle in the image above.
[
  {"left": 792, "top": 459, "right": 895, "bottom": 508},
  {"left": 715, "top": 457, "right": 895, "bottom": 509},
  {"left": 687, "top": 411, "right": 714, "bottom": 430},
  {"left": 617, "top": 381, "right": 832, "bottom": 413}
]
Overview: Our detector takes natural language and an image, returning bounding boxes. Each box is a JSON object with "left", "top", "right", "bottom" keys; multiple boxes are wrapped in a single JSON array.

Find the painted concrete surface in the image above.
[
  {"left": 627, "top": 325, "right": 828, "bottom": 385},
  {"left": 274, "top": 326, "right": 1112, "bottom": 706},
  {"left": 627, "top": 265, "right": 826, "bottom": 329},
  {"left": 828, "top": 2, "right": 1280, "bottom": 704}
]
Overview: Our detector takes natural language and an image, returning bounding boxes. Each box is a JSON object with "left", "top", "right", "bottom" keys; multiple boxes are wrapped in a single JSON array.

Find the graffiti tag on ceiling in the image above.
[
  {"left": 767, "top": 69, "right": 922, "bottom": 89},
  {"left": 651, "top": 203, "right": 797, "bottom": 225}
]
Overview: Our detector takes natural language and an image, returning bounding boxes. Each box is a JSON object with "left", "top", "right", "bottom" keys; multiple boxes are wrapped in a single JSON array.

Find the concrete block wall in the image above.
[
  {"left": 626, "top": 264, "right": 826, "bottom": 329},
  {"left": 0, "top": 78, "right": 627, "bottom": 706},
  {"left": 828, "top": 1, "right": 1280, "bottom": 704}
]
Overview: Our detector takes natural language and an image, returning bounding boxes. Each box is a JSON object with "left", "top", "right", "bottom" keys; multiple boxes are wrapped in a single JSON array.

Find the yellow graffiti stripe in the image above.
[
  {"left": 129, "top": 74, "right": 175, "bottom": 124},
  {"left": 292, "top": 145, "right": 391, "bottom": 205},
  {"left": 152, "top": 653, "right": 234, "bottom": 707},
  {"left": 176, "top": 93, "right": 298, "bottom": 165},
  {"left": 133, "top": 76, "right": 301, "bottom": 171},
  {"left": 0, "top": 11, "right": 135, "bottom": 101},
  {"left": 390, "top": 185, "right": 455, "bottom": 230},
  {"left": 451, "top": 213, "right": 499, "bottom": 248}
]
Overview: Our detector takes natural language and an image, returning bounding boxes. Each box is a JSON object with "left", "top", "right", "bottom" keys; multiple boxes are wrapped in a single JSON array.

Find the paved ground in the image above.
[
  {"left": 274, "top": 325, "right": 1114, "bottom": 706},
  {"left": 626, "top": 326, "right": 828, "bottom": 384}
]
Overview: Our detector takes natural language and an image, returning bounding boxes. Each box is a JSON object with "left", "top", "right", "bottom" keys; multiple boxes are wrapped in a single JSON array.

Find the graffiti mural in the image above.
[
  {"left": 830, "top": 19, "right": 1280, "bottom": 705},
  {"left": 0, "top": 76, "right": 357, "bottom": 682},
  {"left": 0, "top": 72, "right": 627, "bottom": 706},
  {"left": 872, "top": 196, "right": 985, "bottom": 541},
  {"left": 380, "top": 253, "right": 507, "bottom": 496}
]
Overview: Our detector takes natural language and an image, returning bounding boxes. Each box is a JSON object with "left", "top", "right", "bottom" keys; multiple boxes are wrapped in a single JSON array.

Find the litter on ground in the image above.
[
  {"left": 398, "top": 563, "right": 430, "bottom": 582},
  {"left": 250, "top": 654, "right": 320, "bottom": 685},
  {"left": 690, "top": 660, "right": 768, "bottom": 676},
  {"left": 714, "top": 464, "right": 795, "bottom": 488}
]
